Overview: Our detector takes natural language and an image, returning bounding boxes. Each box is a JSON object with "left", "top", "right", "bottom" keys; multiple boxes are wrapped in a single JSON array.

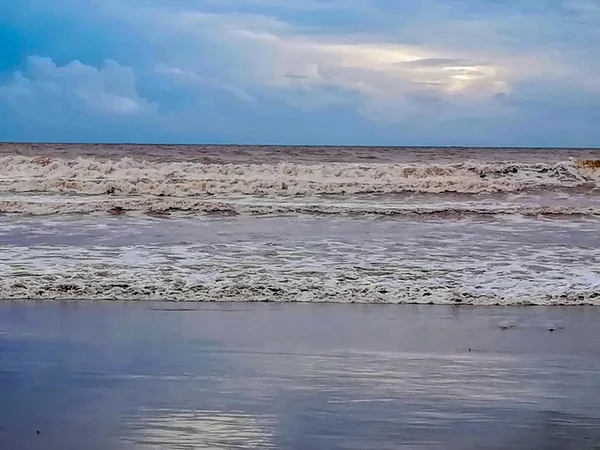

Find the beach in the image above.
[
  {"left": 3, "top": 0, "right": 600, "bottom": 447},
  {"left": 1, "top": 301, "right": 599, "bottom": 449}
]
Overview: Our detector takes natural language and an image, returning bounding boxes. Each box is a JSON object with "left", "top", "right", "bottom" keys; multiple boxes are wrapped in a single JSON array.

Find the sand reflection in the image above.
[{"left": 124, "top": 409, "right": 276, "bottom": 449}]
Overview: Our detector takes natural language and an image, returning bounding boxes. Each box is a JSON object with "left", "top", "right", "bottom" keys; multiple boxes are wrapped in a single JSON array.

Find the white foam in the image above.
[
  {"left": 1, "top": 217, "right": 598, "bottom": 305},
  {"left": 0, "top": 155, "right": 598, "bottom": 197},
  {"left": 1, "top": 151, "right": 598, "bottom": 305},
  {"left": 1, "top": 195, "right": 599, "bottom": 217}
]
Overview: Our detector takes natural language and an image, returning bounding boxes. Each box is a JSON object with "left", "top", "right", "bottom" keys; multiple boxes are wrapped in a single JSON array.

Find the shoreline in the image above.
[{"left": 2, "top": 298, "right": 600, "bottom": 307}]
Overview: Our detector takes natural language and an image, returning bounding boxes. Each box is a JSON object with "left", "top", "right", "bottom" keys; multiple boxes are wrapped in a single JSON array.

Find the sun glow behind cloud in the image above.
[{"left": 140, "top": 6, "right": 512, "bottom": 98}]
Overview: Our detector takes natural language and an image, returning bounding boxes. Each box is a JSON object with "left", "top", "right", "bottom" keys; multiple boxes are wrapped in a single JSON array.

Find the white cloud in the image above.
[
  {"left": 96, "top": 0, "right": 598, "bottom": 121},
  {"left": 104, "top": 4, "right": 530, "bottom": 120},
  {"left": 153, "top": 62, "right": 255, "bottom": 103},
  {"left": 116, "top": 8, "right": 506, "bottom": 97},
  {"left": 153, "top": 63, "right": 203, "bottom": 83},
  {"left": 0, "top": 56, "right": 156, "bottom": 117},
  {"left": 230, "top": 29, "right": 510, "bottom": 99}
]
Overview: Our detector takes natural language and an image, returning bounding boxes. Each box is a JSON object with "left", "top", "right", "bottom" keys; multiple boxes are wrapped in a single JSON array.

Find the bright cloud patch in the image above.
[
  {"left": 134, "top": 7, "right": 511, "bottom": 102},
  {"left": 0, "top": 56, "right": 155, "bottom": 116},
  {"left": 229, "top": 32, "right": 508, "bottom": 99}
]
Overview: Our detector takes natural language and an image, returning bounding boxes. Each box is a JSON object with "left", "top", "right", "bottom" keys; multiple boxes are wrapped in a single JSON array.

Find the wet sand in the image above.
[{"left": 0, "top": 302, "right": 599, "bottom": 449}]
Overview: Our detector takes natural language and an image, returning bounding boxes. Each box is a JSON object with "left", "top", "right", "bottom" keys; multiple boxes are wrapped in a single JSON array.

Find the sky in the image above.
[{"left": 0, "top": 0, "right": 599, "bottom": 146}]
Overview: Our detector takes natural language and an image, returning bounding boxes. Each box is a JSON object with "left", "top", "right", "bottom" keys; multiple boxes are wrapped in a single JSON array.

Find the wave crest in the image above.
[
  {"left": 1, "top": 272, "right": 597, "bottom": 305},
  {"left": 1, "top": 198, "right": 599, "bottom": 217},
  {"left": 1, "top": 155, "right": 598, "bottom": 196}
]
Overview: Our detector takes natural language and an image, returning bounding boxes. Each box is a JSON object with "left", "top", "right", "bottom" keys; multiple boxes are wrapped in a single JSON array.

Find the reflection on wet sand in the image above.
[
  {"left": 0, "top": 302, "right": 599, "bottom": 449},
  {"left": 125, "top": 409, "right": 275, "bottom": 449}
]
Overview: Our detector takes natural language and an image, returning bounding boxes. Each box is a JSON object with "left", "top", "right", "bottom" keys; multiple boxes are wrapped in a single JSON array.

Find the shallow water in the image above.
[
  {"left": 0, "top": 302, "right": 599, "bottom": 449},
  {"left": 1, "top": 144, "right": 599, "bottom": 304},
  {"left": 1, "top": 215, "right": 599, "bottom": 304}
]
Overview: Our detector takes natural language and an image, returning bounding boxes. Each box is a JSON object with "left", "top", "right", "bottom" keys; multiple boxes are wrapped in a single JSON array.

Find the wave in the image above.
[
  {"left": 1, "top": 272, "right": 597, "bottom": 305},
  {"left": 1, "top": 155, "right": 598, "bottom": 197},
  {"left": 2, "top": 197, "right": 600, "bottom": 217}
]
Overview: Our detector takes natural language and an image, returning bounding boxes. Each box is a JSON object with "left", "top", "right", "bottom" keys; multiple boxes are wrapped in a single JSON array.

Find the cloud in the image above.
[
  {"left": 109, "top": 4, "right": 516, "bottom": 117},
  {"left": 232, "top": 31, "right": 508, "bottom": 97},
  {"left": 111, "top": 1, "right": 593, "bottom": 103},
  {"left": 153, "top": 63, "right": 203, "bottom": 83},
  {"left": 0, "top": 56, "right": 156, "bottom": 116},
  {"left": 1, "top": 0, "right": 599, "bottom": 146},
  {"left": 153, "top": 62, "right": 255, "bottom": 103},
  {"left": 0, "top": 55, "right": 168, "bottom": 143}
]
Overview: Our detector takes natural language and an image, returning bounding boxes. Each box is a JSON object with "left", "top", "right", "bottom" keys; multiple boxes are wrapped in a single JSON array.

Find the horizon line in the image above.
[{"left": 0, "top": 141, "right": 598, "bottom": 150}]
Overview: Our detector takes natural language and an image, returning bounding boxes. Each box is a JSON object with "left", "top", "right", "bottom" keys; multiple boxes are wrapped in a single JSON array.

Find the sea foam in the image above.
[{"left": 1, "top": 156, "right": 598, "bottom": 198}]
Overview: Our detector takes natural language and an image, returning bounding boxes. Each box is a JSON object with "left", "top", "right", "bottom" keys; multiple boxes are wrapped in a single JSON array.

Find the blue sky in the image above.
[{"left": 1, "top": 0, "right": 599, "bottom": 146}]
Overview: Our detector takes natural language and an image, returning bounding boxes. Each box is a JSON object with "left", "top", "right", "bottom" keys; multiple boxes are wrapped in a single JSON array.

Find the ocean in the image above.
[{"left": 0, "top": 143, "right": 599, "bottom": 305}]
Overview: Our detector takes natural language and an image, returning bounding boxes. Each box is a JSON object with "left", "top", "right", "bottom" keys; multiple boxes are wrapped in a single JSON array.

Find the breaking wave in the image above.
[
  {"left": 1, "top": 271, "right": 598, "bottom": 305},
  {"left": 2, "top": 148, "right": 599, "bottom": 306},
  {"left": 1, "top": 197, "right": 599, "bottom": 217},
  {"left": 1, "top": 155, "right": 598, "bottom": 197}
]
